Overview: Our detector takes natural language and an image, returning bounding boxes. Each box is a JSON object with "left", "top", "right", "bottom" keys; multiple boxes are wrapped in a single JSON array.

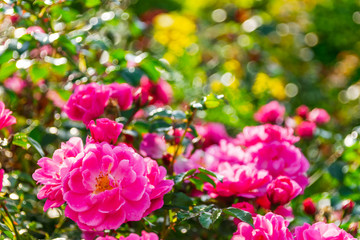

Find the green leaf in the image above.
[
  {"left": 203, "top": 93, "right": 224, "bottom": 109},
  {"left": 198, "top": 168, "right": 224, "bottom": 183},
  {"left": 57, "top": 35, "right": 77, "bottom": 55},
  {"left": 148, "top": 108, "right": 172, "bottom": 120},
  {"left": 172, "top": 110, "right": 186, "bottom": 119},
  {"left": 133, "top": 121, "right": 149, "bottom": 134},
  {"left": 196, "top": 173, "right": 216, "bottom": 188},
  {"left": 140, "top": 59, "right": 160, "bottom": 81},
  {"left": 85, "top": 0, "right": 101, "bottom": 7},
  {"left": 188, "top": 125, "right": 198, "bottom": 137},
  {"left": 173, "top": 169, "right": 196, "bottom": 184},
  {"left": 4, "top": 230, "right": 14, "bottom": 239},
  {"left": 199, "top": 212, "right": 212, "bottom": 229},
  {"left": 211, "top": 209, "right": 222, "bottom": 223},
  {"left": 12, "top": 133, "right": 44, "bottom": 156},
  {"left": 110, "top": 49, "right": 126, "bottom": 61},
  {"left": 0, "top": 62, "right": 17, "bottom": 82},
  {"left": 27, "top": 137, "right": 45, "bottom": 157},
  {"left": 177, "top": 211, "right": 198, "bottom": 222},
  {"left": 120, "top": 67, "right": 144, "bottom": 86},
  {"left": 12, "top": 133, "right": 31, "bottom": 149},
  {"left": 0, "top": 50, "right": 13, "bottom": 65},
  {"left": 189, "top": 178, "right": 204, "bottom": 191},
  {"left": 172, "top": 192, "right": 193, "bottom": 208},
  {"left": 223, "top": 207, "right": 254, "bottom": 227},
  {"left": 0, "top": 222, "right": 11, "bottom": 232},
  {"left": 149, "top": 119, "right": 172, "bottom": 132},
  {"left": 29, "top": 63, "right": 49, "bottom": 83}
]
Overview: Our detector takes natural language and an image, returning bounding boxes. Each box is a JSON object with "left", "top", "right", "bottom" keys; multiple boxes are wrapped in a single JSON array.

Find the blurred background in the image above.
[{"left": 1, "top": 0, "right": 360, "bottom": 238}]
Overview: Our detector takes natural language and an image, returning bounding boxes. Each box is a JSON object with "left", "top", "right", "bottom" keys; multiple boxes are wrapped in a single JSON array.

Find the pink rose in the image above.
[
  {"left": 140, "top": 133, "right": 166, "bottom": 159},
  {"left": 174, "top": 140, "right": 246, "bottom": 174},
  {"left": 204, "top": 140, "right": 246, "bottom": 170},
  {"left": 137, "top": 76, "right": 173, "bottom": 106},
  {"left": 88, "top": 118, "right": 123, "bottom": 144},
  {"left": 173, "top": 150, "right": 206, "bottom": 174},
  {"left": 266, "top": 176, "right": 302, "bottom": 206},
  {"left": 63, "top": 142, "right": 173, "bottom": 231},
  {"left": 32, "top": 137, "right": 84, "bottom": 211},
  {"left": 0, "top": 101, "right": 16, "bottom": 130},
  {"left": 308, "top": 108, "right": 330, "bottom": 125},
  {"left": 204, "top": 162, "right": 272, "bottom": 198},
  {"left": 119, "top": 231, "right": 159, "bottom": 240},
  {"left": 143, "top": 158, "right": 174, "bottom": 216},
  {"left": 96, "top": 237, "right": 117, "bottom": 240},
  {"left": 254, "top": 101, "right": 286, "bottom": 124},
  {"left": 296, "top": 121, "right": 316, "bottom": 138},
  {"left": 245, "top": 141, "right": 309, "bottom": 190},
  {"left": 236, "top": 124, "right": 299, "bottom": 147},
  {"left": 108, "top": 83, "right": 133, "bottom": 110},
  {"left": 82, "top": 231, "right": 105, "bottom": 240},
  {"left": 294, "top": 222, "right": 355, "bottom": 240},
  {"left": 4, "top": 75, "right": 26, "bottom": 94},
  {"left": 232, "top": 212, "right": 293, "bottom": 240},
  {"left": 274, "top": 205, "right": 294, "bottom": 220},
  {"left": 63, "top": 83, "right": 110, "bottom": 125},
  {"left": 296, "top": 105, "right": 309, "bottom": 119},
  {"left": 196, "top": 122, "right": 232, "bottom": 149}
]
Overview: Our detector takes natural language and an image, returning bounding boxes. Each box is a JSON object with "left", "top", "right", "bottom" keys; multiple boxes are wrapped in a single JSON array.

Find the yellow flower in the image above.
[
  {"left": 269, "top": 77, "right": 286, "bottom": 100},
  {"left": 211, "top": 80, "right": 224, "bottom": 93},
  {"left": 224, "top": 59, "right": 242, "bottom": 76},
  {"left": 252, "top": 72, "right": 286, "bottom": 100},
  {"left": 153, "top": 13, "right": 197, "bottom": 62}
]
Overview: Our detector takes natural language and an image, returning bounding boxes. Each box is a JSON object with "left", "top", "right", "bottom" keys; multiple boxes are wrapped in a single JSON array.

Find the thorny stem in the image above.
[
  {"left": 1, "top": 202, "right": 20, "bottom": 239},
  {"left": 169, "top": 109, "right": 197, "bottom": 176}
]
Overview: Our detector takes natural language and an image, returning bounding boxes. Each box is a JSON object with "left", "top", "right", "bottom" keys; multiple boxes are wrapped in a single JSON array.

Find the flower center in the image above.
[{"left": 94, "top": 172, "right": 117, "bottom": 194}]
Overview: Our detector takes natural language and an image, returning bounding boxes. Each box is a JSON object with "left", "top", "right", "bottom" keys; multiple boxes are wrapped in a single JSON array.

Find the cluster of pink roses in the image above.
[
  {"left": 294, "top": 105, "right": 330, "bottom": 138},
  {"left": 32, "top": 118, "right": 173, "bottom": 236},
  {"left": 232, "top": 212, "right": 355, "bottom": 240},
  {"left": 253, "top": 101, "right": 330, "bottom": 138},
  {"left": 64, "top": 77, "right": 172, "bottom": 125},
  {"left": 171, "top": 123, "right": 308, "bottom": 216}
]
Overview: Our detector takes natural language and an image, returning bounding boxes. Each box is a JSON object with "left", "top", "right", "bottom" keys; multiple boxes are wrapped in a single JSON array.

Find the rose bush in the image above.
[{"left": 0, "top": 0, "right": 359, "bottom": 239}]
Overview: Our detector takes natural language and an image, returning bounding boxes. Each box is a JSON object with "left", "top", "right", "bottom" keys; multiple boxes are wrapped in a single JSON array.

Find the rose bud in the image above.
[
  {"left": 303, "top": 198, "right": 316, "bottom": 216},
  {"left": 266, "top": 176, "right": 302, "bottom": 206},
  {"left": 348, "top": 222, "right": 358, "bottom": 237},
  {"left": 342, "top": 199, "right": 355, "bottom": 215},
  {"left": 296, "top": 105, "right": 309, "bottom": 119}
]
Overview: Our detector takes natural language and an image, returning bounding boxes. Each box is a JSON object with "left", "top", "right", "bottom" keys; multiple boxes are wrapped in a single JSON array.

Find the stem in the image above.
[
  {"left": 50, "top": 213, "right": 66, "bottom": 238},
  {"left": 160, "top": 210, "right": 169, "bottom": 239},
  {"left": 169, "top": 109, "right": 197, "bottom": 175},
  {"left": 120, "top": 99, "right": 143, "bottom": 137},
  {"left": 1, "top": 203, "right": 20, "bottom": 239}
]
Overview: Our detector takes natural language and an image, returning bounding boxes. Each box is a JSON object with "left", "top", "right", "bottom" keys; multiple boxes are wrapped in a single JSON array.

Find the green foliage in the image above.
[{"left": 1, "top": 0, "right": 360, "bottom": 238}]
